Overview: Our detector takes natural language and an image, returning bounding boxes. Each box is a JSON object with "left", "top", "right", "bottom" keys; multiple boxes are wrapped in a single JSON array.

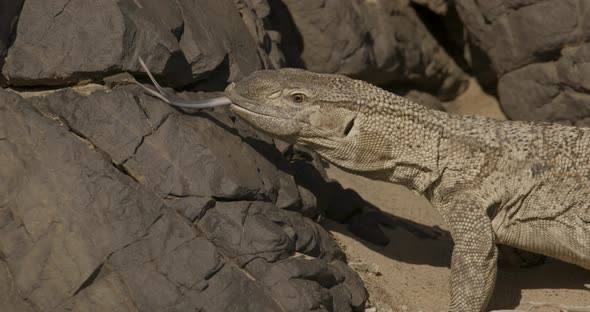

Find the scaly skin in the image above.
[{"left": 222, "top": 68, "right": 590, "bottom": 311}]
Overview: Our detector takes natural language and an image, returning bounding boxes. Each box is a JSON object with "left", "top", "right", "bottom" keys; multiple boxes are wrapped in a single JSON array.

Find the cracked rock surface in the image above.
[
  {"left": 269, "top": 0, "right": 468, "bottom": 98},
  {"left": 1, "top": 0, "right": 267, "bottom": 88},
  {"left": 0, "top": 88, "right": 368, "bottom": 311},
  {"left": 455, "top": 0, "right": 590, "bottom": 125}
]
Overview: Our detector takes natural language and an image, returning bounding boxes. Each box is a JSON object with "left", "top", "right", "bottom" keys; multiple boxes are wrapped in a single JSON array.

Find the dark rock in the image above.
[
  {"left": 329, "top": 260, "right": 368, "bottom": 310},
  {"left": 102, "top": 72, "right": 137, "bottom": 88},
  {"left": 275, "top": 171, "right": 302, "bottom": 211},
  {"left": 1, "top": 85, "right": 368, "bottom": 311},
  {"left": 455, "top": 0, "right": 586, "bottom": 76},
  {"left": 0, "top": 89, "right": 164, "bottom": 310},
  {"left": 198, "top": 201, "right": 295, "bottom": 266},
  {"left": 245, "top": 256, "right": 367, "bottom": 312},
  {"left": 272, "top": 0, "right": 467, "bottom": 98},
  {"left": 282, "top": 210, "right": 346, "bottom": 261},
  {"left": 0, "top": 0, "right": 24, "bottom": 74},
  {"left": 364, "top": 0, "right": 467, "bottom": 99},
  {"left": 2, "top": 0, "right": 263, "bottom": 87},
  {"left": 234, "top": 0, "right": 286, "bottom": 69},
  {"left": 57, "top": 210, "right": 284, "bottom": 312},
  {"left": 166, "top": 196, "right": 215, "bottom": 222},
  {"left": 34, "top": 87, "right": 157, "bottom": 165},
  {"left": 0, "top": 260, "right": 34, "bottom": 312},
  {"left": 173, "top": 0, "right": 263, "bottom": 83},
  {"left": 498, "top": 43, "right": 590, "bottom": 125},
  {"left": 455, "top": 0, "right": 590, "bottom": 123},
  {"left": 275, "top": 0, "right": 372, "bottom": 77},
  {"left": 34, "top": 86, "right": 283, "bottom": 200},
  {"left": 298, "top": 185, "right": 319, "bottom": 218}
]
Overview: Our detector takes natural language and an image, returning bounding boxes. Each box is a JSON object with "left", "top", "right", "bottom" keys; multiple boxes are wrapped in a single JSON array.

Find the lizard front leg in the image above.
[{"left": 440, "top": 198, "right": 499, "bottom": 312}]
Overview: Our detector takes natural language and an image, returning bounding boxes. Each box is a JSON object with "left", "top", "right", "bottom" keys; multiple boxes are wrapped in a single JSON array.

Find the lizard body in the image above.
[
  {"left": 223, "top": 69, "right": 590, "bottom": 311},
  {"left": 137, "top": 63, "right": 590, "bottom": 311}
]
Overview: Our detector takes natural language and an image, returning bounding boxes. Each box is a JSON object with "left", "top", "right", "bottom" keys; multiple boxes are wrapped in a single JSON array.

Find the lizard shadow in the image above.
[
  {"left": 324, "top": 190, "right": 590, "bottom": 310},
  {"left": 192, "top": 114, "right": 590, "bottom": 309}
]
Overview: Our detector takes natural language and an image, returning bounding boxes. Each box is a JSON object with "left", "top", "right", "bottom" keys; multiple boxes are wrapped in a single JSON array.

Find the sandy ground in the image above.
[{"left": 323, "top": 79, "right": 590, "bottom": 311}]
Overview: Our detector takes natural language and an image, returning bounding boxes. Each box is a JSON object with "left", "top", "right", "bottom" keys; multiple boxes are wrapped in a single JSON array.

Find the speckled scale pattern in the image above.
[{"left": 226, "top": 68, "right": 590, "bottom": 312}]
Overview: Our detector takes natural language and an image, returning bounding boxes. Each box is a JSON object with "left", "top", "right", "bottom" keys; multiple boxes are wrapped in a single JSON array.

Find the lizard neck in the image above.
[
  {"left": 316, "top": 92, "right": 448, "bottom": 195},
  {"left": 372, "top": 97, "right": 447, "bottom": 194}
]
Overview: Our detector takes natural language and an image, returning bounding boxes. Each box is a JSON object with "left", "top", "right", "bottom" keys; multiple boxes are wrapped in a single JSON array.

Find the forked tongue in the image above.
[{"left": 135, "top": 57, "right": 232, "bottom": 109}]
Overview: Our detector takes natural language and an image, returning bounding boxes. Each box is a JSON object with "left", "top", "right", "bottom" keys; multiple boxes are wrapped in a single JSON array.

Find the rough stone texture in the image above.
[
  {"left": 411, "top": 0, "right": 448, "bottom": 15},
  {"left": 455, "top": 0, "right": 590, "bottom": 124},
  {"left": 498, "top": 42, "right": 590, "bottom": 126},
  {"left": 0, "top": 0, "right": 23, "bottom": 74},
  {"left": 234, "top": 0, "right": 286, "bottom": 70},
  {"left": 272, "top": 0, "right": 468, "bottom": 98},
  {"left": 2, "top": 0, "right": 263, "bottom": 87},
  {"left": 0, "top": 87, "right": 368, "bottom": 311}
]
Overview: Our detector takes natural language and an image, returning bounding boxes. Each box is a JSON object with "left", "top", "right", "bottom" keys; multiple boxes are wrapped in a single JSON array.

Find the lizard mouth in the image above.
[
  {"left": 229, "top": 103, "right": 285, "bottom": 119},
  {"left": 225, "top": 83, "right": 291, "bottom": 120}
]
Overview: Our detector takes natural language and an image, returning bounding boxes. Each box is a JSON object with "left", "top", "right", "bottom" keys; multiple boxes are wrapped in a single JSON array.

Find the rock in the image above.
[
  {"left": 455, "top": 0, "right": 590, "bottom": 123},
  {"left": 58, "top": 210, "right": 284, "bottom": 312},
  {"left": 455, "top": 0, "right": 587, "bottom": 75},
  {"left": 1, "top": 86, "right": 368, "bottom": 311},
  {"left": 498, "top": 43, "right": 590, "bottom": 125},
  {"left": 364, "top": 0, "right": 467, "bottom": 99},
  {"left": 2, "top": 0, "right": 263, "bottom": 87},
  {"left": 275, "top": 171, "right": 302, "bottom": 211},
  {"left": 166, "top": 196, "right": 215, "bottom": 222},
  {"left": 0, "top": 0, "right": 24, "bottom": 75},
  {"left": 198, "top": 201, "right": 295, "bottom": 266},
  {"left": 102, "top": 72, "right": 137, "bottom": 88},
  {"left": 34, "top": 86, "right": 283, "bottom": 200},
  {"left": 0, "top": 89, "right": 164, "bottom": 310},
  {"left": 245, "top": 256, "right": 367, "bottom": 312},
  {"left": 234, "top": 0, "right": 286, "bottom": 69},
  {"left": 271, "top": 0, "right": 468, "bottom": 99},
  {"left": 273, "top": 0, "right": 372, "bottom": 77},
  {"left": 0, "top": 261, "right": 34, "bottom": 312},
  {"left": 298, "top": 185, "right": 319, "bottom": 218}
]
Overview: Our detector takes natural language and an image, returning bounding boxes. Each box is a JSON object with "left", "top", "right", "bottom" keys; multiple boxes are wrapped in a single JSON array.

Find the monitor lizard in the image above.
[{"left": 136, "top": 61, "right": 590, "bottom": 312}]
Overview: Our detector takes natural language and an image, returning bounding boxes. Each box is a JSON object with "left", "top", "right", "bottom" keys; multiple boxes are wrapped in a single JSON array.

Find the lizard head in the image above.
[{"left": 225, "top": 68, "right": 362, "bottom": 146}]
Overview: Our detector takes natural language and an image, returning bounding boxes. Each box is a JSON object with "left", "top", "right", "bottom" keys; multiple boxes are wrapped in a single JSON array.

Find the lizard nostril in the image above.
[{"left": 343, "top": 117, "right": 355, "bottom": 136}]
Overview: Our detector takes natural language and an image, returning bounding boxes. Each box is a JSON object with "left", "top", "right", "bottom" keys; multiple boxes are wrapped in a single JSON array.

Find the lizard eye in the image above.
[{"left": 291, "top": 93, "right": 306, "bottom": 104}]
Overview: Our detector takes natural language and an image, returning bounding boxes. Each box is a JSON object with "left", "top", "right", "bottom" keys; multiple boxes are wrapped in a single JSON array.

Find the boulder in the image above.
[
  {"left": 499, "top": 43, "right": 590, "bottom": 126},
  {"left": 455, "top": 0, "right": 590, "bottom": 123},
  {"left": 0, "top": 86, "right": 368, "bottom": 311},
  {"left": 271, "top": 0, "right": 468, "bottom": 98},
  {"left": 455, "top": 0, "right": 588, "bottom": 75},
  {"left": 2, "top": 0, "right": 263, "bottom": 87}
]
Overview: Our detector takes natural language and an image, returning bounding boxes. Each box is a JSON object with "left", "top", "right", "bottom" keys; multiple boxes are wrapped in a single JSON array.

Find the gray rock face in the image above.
[
  {"left": 455, "top": 0, "right": 590, "bottom": 124},
  {"left": 498, "top": 43, "right": 590, "bottom": 126},
  {"left": 1, "top": 0, "right": 263, "bottom": 87},
  {"left": 0, "top": 0, "right": 23, "bottom": 74},
  {"left": 272, "top": 0, "right": 468, "bottom": 98},
  {"left": 0, "top": 88, "right": 368, "bottom": 311}
]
